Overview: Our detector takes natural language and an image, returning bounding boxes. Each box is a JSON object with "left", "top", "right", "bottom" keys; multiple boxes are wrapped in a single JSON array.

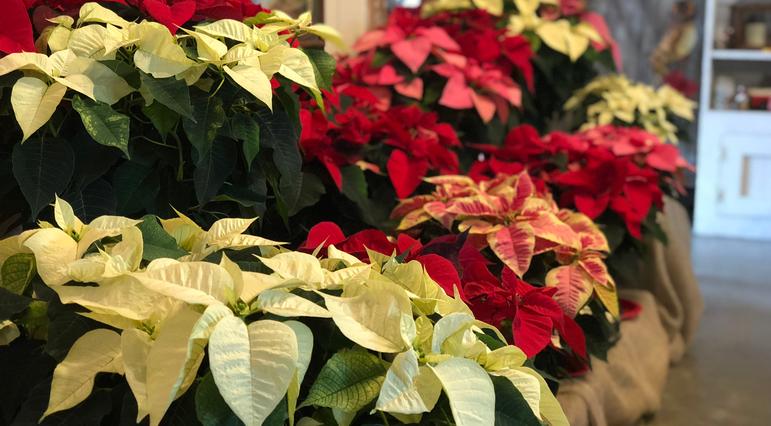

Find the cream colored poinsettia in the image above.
[
  {"left": 0, "top": 199, "right": 568, "bottom": 426},
  {"left": 421, "top": 0, "right": 601, "bottom": 61},
  {"left": 565, "top": 74, "right": 697, "bottom": 143},
  {"left": 421, "top": 0, "right": 504, "bottom": 16},
  {"left": 0, "top": 2, "right": 341, "bottom": 141},
  {"left": 507, "top": 0, "right": 602, "bottom": 61}
]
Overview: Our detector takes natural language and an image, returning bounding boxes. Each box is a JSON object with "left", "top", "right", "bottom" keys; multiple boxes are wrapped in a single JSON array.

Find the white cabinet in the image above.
[
  {"left": 695, "top": 111, "right": 771, "bottom": 239},
  {"left": 694, "top": 0, "right": 771, "bottom": 240}
]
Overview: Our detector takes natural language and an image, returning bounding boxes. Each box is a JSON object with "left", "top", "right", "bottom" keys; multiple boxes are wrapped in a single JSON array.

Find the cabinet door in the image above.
[
  {"left": 695, "top": 111, "right": 771, "bottom": 240},
  {"left": 717, "top": 134, "right": 771, "bottom": 217}
]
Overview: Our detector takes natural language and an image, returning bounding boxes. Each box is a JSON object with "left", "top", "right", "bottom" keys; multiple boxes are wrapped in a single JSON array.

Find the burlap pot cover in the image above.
[
  {"left": 624, "top": 196, "right": 704, "bottom": 363},
  {"left": 557, "top": 290, "right": 670, "bottom": 426},
  {"left": 556, "top": 197, "right": 704, "bottom": 425}
]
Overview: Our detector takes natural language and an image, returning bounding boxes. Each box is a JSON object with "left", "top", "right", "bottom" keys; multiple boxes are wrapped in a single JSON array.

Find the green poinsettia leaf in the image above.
[
  {"left": 194, "top": 138, "right": 237, "bottom": 205},
  {"left": 255, "top": 105, "right": 302, "bottom": 213},
  {"left": 62, "top": 179, "right": 117, "bottom": 222},
  {"left": 490, "top": 375, "right": 541, "bottom": 426},
  {"left": 112, "top": 162, "right": 159, "bottom": 215},
  {"left": 195, "top": 372, "right": 243, "bottom": 426},
  {"left": 0, "top": 288, "right": 32, "bottom": 321},
  {"left": 288, "top": 172, "right": 326, "bottom": 217},
  {"left": 12, "top": 138, "right": 75, "bottom": 219},
  {"left": 303, "top": 48, "right": 336, "bottom": 91},
  {"left": 140, "top": 72, "right": 193, "bottom": 119},
  {"left": 184, "top": 94, "right": 226, "bottom": 160},
  {"left": 137, "top": 215, "right": 188, "bottom": 261},
  {"left": 301, "top": 349, "right": 387, "bottom": 412},
  {"left": 71, "top": 95, "right": 130, "bottom": 158},
  {"left": 226, "top": 114, "right": 260, "bottom": 170},
  {"left": 1, "top": 253, "right": 36, "bottom": 295},
  {"left": 101, "top": 59, "right": 141, "bottom": 89},
  {"left": 142, "top": 101, "right": 180, "bottom": 140}
]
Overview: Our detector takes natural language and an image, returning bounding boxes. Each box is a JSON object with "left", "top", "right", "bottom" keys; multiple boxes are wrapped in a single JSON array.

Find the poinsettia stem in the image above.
[
  {"left": 171, "top": 128, "right": 185, "bottom": 182},
  {"left": 46, "top": 121, "right": 58, "bottom": 139},
  {"left": 132, "top": 135, "right": 176, "bottom": 149},
  {"left": 379, "top": 411, "right": 391, "bottom": 426},
  {"left": 209, "top": 75, "right": 226, "bottom": 99}
]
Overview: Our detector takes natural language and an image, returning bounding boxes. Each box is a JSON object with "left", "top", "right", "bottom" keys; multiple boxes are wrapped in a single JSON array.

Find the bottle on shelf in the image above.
[
  {"left": 732, "top": 85, "right": 751, "bottom": 110},
  {"left": 745, "top": 15, "right": 768, "bottom": 49}
]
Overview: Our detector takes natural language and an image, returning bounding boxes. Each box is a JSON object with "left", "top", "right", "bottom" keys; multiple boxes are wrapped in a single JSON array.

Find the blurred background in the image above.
[{"left": 262, "top": 0, "right": 771, "bottom": 423}]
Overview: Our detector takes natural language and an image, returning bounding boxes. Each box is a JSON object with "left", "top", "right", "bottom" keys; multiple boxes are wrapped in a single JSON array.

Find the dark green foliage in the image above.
[
  {"left": 137, "top": 215, "right": 188, "bottom": 260},
  {"left": 11, "top": 138, "right": 75, "bottom": 219},
  {"left": 491, "top": 376, "right": 542, "bottom": 426},
  {"left": 195, "top": 372, "right": 243, "bottom": 426},
  {"left": 0, "top": 46, "right": 335, "bottom": 242}
]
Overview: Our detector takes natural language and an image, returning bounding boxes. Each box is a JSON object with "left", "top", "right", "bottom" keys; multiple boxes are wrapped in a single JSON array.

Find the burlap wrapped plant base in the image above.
[
  {"left": 557, "top": 290, "right": 670, "bottom": 425},
  {"left": 626, "top": 196, "right": 704, "bottom": 363},
  {"left": 557, "top": 197, "right": 703, "bottom": 425}
]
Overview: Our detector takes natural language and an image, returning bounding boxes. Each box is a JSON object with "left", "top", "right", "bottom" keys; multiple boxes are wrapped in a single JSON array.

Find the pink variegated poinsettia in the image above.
[
  {"left": 393, "top": 173, "right": 580, "bottom": 278},
  {"left": 391, "top": 172, "right": 618, "bottom": 323},
  {"left": 389, "top": 172, "right": 619, "bottom": 362}
]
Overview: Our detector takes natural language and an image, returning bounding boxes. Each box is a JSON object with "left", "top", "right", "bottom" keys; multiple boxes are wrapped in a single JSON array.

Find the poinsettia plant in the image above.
[
  {"left": 564, "top": 74, "right": 697, "bottom": 143},
  {"left": 468, "top": 124, "right": 692, "bottom": 288},
  {"left": 0, "top": 1, "right": 339, "bottom": 240},
  {"left": 334, "top": 0, "right": 618, "bottom": 147},
  {"left": 0, "top": 197, "right": 568, "bottom": 425},
  {"left": 300, "top": 84, "right": 461, "bottom": 200},
  {"left": 468, "top": 124, "right": 692, "bottom": 238},
  {"left": 390, "top": 172, "right": 620, "bottom": 372},
  {"left": 0, "top": 0, "right": 341, "bottom": 53}
]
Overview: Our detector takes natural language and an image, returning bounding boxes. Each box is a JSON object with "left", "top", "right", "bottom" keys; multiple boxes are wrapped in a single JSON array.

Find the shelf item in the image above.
[
  {"left": 749, "top": 87, "right": 771, "bottom": 109},
  {"left": 728, "top": 3, "right": 771, "bottom": 49}
]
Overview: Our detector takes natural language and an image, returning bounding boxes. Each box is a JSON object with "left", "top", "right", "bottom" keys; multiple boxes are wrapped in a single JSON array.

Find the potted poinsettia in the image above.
[
  {"left": 467, "top": 123, "right": 693, "bottom": 287},
  {"left": 294, "top": 84, "right": 463, "bottom": 230},
  {"left": 0, "top": 1, "right": 340, "bottom": 239},
  {"left": 564, "top": 74, "right": 697, "bottom": 143},
  {"left": 0, "top": 197, "right": 568, "bottom": 425},
  {"left": 335, "top": 0, "right": 618, "bottom": 143},
  {"left": 389, "top": 172, "right": 620, "bottom": 376}
]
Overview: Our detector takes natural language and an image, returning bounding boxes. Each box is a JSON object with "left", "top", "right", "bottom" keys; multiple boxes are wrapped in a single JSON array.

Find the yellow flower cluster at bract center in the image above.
[
  {"left": 0, "top": 197, "right": 568, "bottom": 426},
  {"left": 0, "top": 2, "right": 341, "bottom": 141},
  {"left": 565, "top": 74, "right": 697, "bottom": 143}
]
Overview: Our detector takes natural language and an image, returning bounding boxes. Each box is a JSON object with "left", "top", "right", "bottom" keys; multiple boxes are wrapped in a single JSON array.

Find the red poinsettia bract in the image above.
[
  {"left": 299, "top": 87, "right": 460, "bottom": 198},
  {"left": 463, "top": 262, "right": 587, "bottom": 359},
  {"left": 299, "top": 222, "right": 463, "bottom": 298},
  {"left": 0, "top": 0, "right": 268, "bottom": 51},
  {"left": 469, "top": 124, "right": 692, "bottom": 238},
  {"left": 339, "top": 7, "right": 533, "bottom": 123}
]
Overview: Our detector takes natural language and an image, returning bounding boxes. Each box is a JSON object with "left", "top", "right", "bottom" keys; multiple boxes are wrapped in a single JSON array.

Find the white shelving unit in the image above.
[
  {"left": 694, "top": 0, "right": 771, "bottom": 240},
  {"left": 712, "top": 48, "right": 771, "bottom": 61}
]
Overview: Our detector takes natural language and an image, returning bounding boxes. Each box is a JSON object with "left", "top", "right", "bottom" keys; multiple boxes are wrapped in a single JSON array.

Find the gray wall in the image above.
[
  {"left": 589, "top": 0, "right": 704, "bottom": 164},
  {"left": 589, "top": 0, "right": 704, "bottom": 85}
]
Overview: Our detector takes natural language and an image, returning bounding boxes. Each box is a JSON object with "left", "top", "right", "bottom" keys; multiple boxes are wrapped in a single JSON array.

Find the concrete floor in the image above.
[{"left": 649, "top": 237, "right": 771, "bottom": 425}]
